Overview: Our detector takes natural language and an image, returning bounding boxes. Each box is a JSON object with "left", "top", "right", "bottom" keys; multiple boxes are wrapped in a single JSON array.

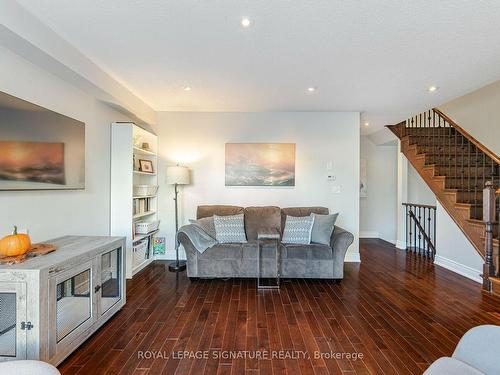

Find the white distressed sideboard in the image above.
[{"left": 0, "top": 236, "right": 126, "bottom": 365}]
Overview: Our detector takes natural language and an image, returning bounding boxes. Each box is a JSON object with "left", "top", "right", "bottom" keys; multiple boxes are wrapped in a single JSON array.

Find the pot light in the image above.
[
  {"left": 183, "top": 86, "right": 192, "bottom": 92},
  {"left": 241, "top": 17, "right": 251, "bottom": 28},
  {"left": 364, "top": 122, "right": 370, "bottom": 127},
  {"left": 307, "top": 87, "right": 316, "bottom": 93},
  {"left": 428, "top": 85, "right": 438, "bottom": 92}
]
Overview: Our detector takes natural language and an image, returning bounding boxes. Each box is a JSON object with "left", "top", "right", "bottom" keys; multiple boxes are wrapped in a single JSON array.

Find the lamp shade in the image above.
[{"left": 166, "top": 166, "right": 190, "bottom": 185}]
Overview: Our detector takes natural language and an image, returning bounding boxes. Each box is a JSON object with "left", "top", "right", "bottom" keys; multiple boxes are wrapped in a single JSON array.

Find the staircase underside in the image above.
[{"left": 387, "top": 124, "right": 500, "bottom": 288}]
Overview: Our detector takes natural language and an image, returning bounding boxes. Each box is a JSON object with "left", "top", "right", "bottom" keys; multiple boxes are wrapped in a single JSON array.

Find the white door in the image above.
[{"left": 0, "top": 282, "right": 27, "bottom": 361}]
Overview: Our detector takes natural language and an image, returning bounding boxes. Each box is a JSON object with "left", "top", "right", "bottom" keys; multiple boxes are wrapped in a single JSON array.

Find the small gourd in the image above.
[{"left": 0, "top": 226, "right": 32, "bottom": 257}]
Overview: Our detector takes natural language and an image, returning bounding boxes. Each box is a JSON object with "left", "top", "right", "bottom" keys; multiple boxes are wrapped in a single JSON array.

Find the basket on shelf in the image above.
[
  {"left": 132, "top": 240, "right": 148, "bottom": 267},
  {"left": 134, "top": 220, "right": 160, "bottom": 234},
  {"left": 133, "top": 185, "right": 158, "bottom": 196}
]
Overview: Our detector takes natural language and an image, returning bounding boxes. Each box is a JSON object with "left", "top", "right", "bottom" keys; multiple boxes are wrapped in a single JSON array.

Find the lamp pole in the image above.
[{"left": 169, "top": 182, "right": 186, "bottom": 271}]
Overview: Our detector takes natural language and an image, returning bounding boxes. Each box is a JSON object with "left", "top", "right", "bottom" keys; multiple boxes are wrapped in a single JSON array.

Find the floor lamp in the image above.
[{"left": 166, "top": 165, "right": 190, "bottom": 272}]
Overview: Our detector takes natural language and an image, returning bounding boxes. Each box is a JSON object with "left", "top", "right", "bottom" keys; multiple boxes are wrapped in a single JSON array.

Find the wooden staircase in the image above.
[{"left": 387, "top": 108, "right": 500, "bottom": 295}]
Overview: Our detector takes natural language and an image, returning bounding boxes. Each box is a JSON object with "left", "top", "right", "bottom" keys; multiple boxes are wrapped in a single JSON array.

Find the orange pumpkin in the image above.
[{"left": 0, "top": 226, "right": 31, "bottom": 257}]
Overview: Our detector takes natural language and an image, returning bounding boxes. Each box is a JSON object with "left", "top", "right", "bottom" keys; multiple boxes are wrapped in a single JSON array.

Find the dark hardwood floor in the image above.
[{"left": 58, "top": 239, "right": 500, "bottom": 374}]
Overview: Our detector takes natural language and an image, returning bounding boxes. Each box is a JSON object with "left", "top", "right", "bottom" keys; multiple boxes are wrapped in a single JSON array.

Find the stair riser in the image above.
[
  {"left": 406, "top": 128, "right": 458, "bottom": 136},
  {"left": 444, "top": 179, "right": 490, "bottom": 190},
  {"left": 417, "top": 145, "right": 470, "bottom": 154},
  {"left": 434, "top": 166, "right": 498, "bottom": 178},
  {"left": 424, "top": 155, "right": 495, "bottom": 166}
]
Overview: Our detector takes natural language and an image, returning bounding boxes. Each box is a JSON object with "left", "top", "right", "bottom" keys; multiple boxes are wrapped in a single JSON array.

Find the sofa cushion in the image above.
[
  {"left": 311, "top": 213, "right": 338, "bottom": 245},
  {"left": 198, "top": 243, "right": 242, "bottom": 261},
  {"left": 282, "top": 215, "right": 315, "bottom": 244},
  {"left": 242, "top": 240, "right": 279, "bottom": 259},
  {"left": 244, "top": 206, "right": 281, "bottom": 241},
  {"left": 197, "top": 205, "right": 244, "bottom": 219},
  {"left": 214, "top": 213, "right": 247, "bottom": 243},
  {"left": 283, "top": 243, "right": 333, "bottom": 260},
  {"left": 281, "top": 207, "right": 329, "bottom": 232}
]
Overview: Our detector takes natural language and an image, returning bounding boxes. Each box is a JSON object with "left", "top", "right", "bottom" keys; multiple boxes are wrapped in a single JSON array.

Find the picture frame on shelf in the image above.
[{"left": 138, "top": 159, "right": 154, "bottom": 173}]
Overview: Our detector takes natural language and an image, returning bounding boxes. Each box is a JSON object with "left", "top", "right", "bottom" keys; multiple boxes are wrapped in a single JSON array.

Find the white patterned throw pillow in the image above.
[
  {"left": 282, "top": 215, "right": 315, "bottom": 244},
  {"left": 213, "top": 213, "right": 247, "bottom": 243}
]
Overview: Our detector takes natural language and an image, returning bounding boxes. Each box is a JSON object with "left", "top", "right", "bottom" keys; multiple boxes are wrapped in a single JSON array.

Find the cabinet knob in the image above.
[{"left": 94, "top": 285, "right": 101, "bottom": 293}]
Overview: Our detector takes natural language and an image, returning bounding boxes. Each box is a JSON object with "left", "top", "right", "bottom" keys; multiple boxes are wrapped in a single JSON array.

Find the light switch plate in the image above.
[
  {"left": 326, "top": 174, "right": 336, "bottom": 182},
  {"left": 326, "top": 161, "right": 333, "bottom": 171}
]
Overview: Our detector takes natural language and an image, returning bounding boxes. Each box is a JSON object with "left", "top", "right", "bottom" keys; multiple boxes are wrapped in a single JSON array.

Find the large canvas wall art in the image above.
[
  {"left": 0, "top": 90, "right": 85, "bottom": 190},
  {"left": 0, "top": 141, "right": 65, "bottom": 185},
  {"left": 225, "top": 143, "right": 295, "bottom": 186}
]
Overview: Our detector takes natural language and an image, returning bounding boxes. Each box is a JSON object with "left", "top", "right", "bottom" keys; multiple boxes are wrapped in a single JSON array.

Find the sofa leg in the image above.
[
  {"left": 189, "top": 277, "right": 199, "bottom": 282},
  {"left": 333, "top": 278, "right": 342, "bottom": 284}
]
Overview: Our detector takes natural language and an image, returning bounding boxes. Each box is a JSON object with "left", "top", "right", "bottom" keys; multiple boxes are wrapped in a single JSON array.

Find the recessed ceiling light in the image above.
[
  {"left": 241, "top": 17, "right": 251, "bottom": 28},
  {"left": 428, "top": 85, "right": 438, "bottom": 92},
  {"left": 307, "top": 87, "right": 316, "bottom": 93},
  {"left": 364, "top": 122, "right": 370, "bottom": 127},
  {"left": 183, "top": 86, "right": 192, "bottom": 91}
]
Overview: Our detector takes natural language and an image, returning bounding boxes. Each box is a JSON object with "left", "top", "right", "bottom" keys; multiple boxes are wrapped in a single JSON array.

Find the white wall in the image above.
[
  {"left": 439, "top": 79, "right": 500, "bottom": 155},
  {"left": 360, "top": 136, "right": 398, "bottom": 242},
  {"left": 0, "top": 45, "right": 131, "bottom": 242},
  {"left": 434, "top": 202, "right": 483, "bottom": 283},
  {"left": 155, "top": 111, "right": 360, "bottom": 261},
  {"left": 407, "top": 163, "right": 436, "bottom": 205}
]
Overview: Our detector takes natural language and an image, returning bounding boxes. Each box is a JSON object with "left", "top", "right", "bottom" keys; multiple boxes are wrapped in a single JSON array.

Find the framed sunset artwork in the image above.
[
  {"left": 225, "top": 143, "right": 296, "bottom": 186},
  {"left": 0, "top": 141, "right": 65, "bottom": 185}
]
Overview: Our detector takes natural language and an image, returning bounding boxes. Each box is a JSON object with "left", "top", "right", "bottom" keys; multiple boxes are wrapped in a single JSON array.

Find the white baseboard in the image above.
[
  {"left": 345, "top": 252, "right": 361, "bottom": 263},
  {"left": 395, "top": 240, "right": 406, "bottom": 250},
  {"left": 434, "top": 255, "right": 482, "bottom": 284},
  {"left": 360, "top": 231, "right": 379, "bottom": 238}
]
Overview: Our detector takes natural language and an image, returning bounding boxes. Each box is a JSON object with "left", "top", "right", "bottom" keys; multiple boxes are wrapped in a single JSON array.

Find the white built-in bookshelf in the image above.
[{"left": 110, "top": 122, "right": 162, "bottom": 278}]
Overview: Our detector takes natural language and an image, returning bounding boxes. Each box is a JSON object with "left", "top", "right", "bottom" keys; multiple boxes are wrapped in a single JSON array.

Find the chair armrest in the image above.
[
  {"left": 330, "top": 225, "right": 354, "bottom": 278},
  {"left": 452, "top": 325, "right": 500, "bottom": 375}
]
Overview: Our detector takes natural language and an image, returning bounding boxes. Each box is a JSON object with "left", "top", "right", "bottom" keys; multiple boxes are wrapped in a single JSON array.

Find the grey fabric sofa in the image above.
[{"left": 177, "top": 205, "right": 354, "bottom": 280}]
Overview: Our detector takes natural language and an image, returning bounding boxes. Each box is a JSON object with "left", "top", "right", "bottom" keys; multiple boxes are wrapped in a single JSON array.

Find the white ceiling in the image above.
[{"left": 14, "top": 0, "right": 500, "bottom": 133}]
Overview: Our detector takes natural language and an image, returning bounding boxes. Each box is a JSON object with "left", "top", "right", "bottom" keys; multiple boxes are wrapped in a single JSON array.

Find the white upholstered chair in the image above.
[
  {"left": 424, "top": 325, "right": 500, "bottom": 375},
  {"left": 0, "top": 360, "right": 60, "bottom": 375}
]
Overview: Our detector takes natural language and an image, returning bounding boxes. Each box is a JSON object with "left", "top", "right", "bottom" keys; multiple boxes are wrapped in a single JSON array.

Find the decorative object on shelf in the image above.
[
  {"left": 135, "top": 220, "right": 160, "bottom": 234},
  {"left": 138, "top": 159, "right": 154, "bottom": 173},
  {"left": 141, "top": 142, "right": 152, "bottom": 152},
  {"left": 225, "top": 143, "right": 295, "bottom": 186},
  {"left": 133, "top": 184, "right": 158, "bottom": 196},
  {"left": 0, "top": 226, "right": 31, "bottom": 257},
  {"left": 0, "top": 243, "right": 56, "bottom": 265},
  {"left": 153, "top": 237, "right": 166, "bottom": 255},
  {"left": 166, "top": 165, "right": 191, "bottom": 272}
]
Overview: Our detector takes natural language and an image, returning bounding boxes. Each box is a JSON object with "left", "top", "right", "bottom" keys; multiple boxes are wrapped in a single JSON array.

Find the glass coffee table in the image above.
[{"left": 256, "top": 228, "right": 281, "bottom": 289}]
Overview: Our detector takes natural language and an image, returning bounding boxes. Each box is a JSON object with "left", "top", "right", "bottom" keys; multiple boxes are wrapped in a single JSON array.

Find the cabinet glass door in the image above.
[
  {"left": 0, "top": 283, "right": 26, "bottom": 360},
  {"left": 100, "top": 248, "right": 121, "bottom": 314},
  {"left": 56, "top": 269, "right": 92, "bottom": 342},
  {"left": 0, "top": 293, "right": 17, "bottom": 357}
]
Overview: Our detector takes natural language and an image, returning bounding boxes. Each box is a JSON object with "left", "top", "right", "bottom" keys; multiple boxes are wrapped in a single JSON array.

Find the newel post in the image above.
[{"left": 483, "top": 181, "right": 496, "bottom": 291}]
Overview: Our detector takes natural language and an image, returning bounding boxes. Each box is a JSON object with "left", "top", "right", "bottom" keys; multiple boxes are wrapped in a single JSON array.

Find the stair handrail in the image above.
[{"left": 432, "top": 108, "right": 500, "bottom": 165}]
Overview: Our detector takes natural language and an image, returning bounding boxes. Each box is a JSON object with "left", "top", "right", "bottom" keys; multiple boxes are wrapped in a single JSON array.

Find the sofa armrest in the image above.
[
  {"left": 330, "top": 225, "right": 354, "bottom": 279},
  {"left": 177, "top": 228, "right": 199, "bottom": 277}
]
